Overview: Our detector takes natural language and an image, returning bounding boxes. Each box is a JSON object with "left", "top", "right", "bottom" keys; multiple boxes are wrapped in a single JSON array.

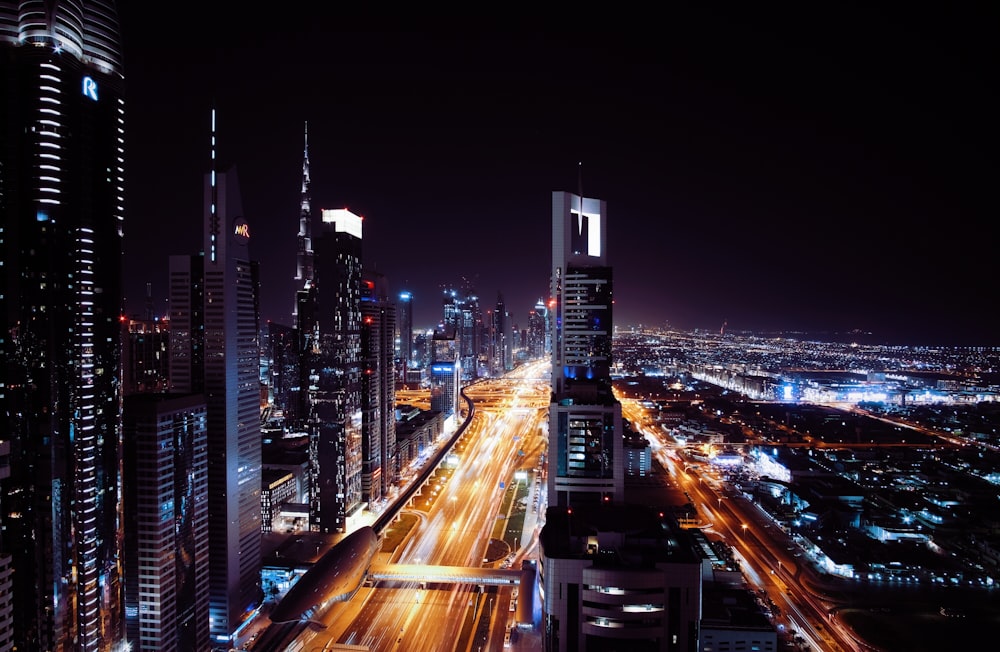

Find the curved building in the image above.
[{"left": 0, "top": 1, "right": 126, "bottom": 649}]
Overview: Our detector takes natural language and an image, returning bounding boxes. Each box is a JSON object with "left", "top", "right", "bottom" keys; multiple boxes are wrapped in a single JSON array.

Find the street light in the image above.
[{"left": 741, "top": 523, "right": 748, "bottom": 537}]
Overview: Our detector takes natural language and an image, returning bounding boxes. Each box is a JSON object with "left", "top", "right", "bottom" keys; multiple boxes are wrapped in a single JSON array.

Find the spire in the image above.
[{"left": 295, "top": 120, "right": 314, "bottom": 284}]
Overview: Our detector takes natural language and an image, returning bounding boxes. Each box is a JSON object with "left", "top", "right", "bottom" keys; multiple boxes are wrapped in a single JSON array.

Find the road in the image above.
[
  {"left": 293, "top": 362, "right": 550, "bottom": 652},
  {"left": 619, "top": 392, "right": 864, "bottom": 652}
]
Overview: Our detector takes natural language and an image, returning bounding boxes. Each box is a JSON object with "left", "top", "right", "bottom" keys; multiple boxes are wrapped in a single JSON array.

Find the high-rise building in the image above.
[
  {"left": 490, "top": 292, "right": 510, "bottom": 377},
  {"left": 306, "top": 208, "right": 364, "bottom": 533},
  {"left": 396, "top": 290, "right": 414, "bottom": 384},
  {"left": 430, "top": 332, "right": 461, "bottom": 418},
  {"left": 294, "top": 122, "right": 313, "bottom": 305},
  {"left": 540, "top": 192, "right": 702, "bottom": 651},
  {"left": 548, "top": 191, "right": 622, "bottom": 505},
  {"left": 0, "top": 3, "right": 127, "bottom": 648},
  {"left": 122, "top": 316, "right": 171, "bottom": 395},
  {"left": 122, "top": 393, "right": 210, "bottom": 652},
  {"left": 168, "top": 112, "right": 262, "bottom": 643},
  {"left": 528, "top": 298, "right": 548, "bottom": 359},
  {"left": 267, "top": 321, "right": 300, "bottom": 423},
  {"left": 361, "top": 271, "right": 397, "bottom": 503}
]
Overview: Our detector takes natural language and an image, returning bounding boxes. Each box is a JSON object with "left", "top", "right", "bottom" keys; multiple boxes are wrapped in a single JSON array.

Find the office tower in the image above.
[
  {"left": 458, "top": 280, "right": 482, "bottom": 381},
  {"left": 267, "top": 321, "right": 300, "bottom": 423},
  {"left": 361, "top": 271, "right": 397, "bottom": 503},
  {"left": 548, "top": 191, "right": 623, "bottom": 506},
  {"left": 168, "top": 112, "right": 262, "bottom": 643},
  {"left": 0, "top": 2, "right": 126, "bottom": 648},
  {"left": 441, "top": 288, "right": 460, "bottom": 336},
  {"left": 123, "top": 394, "right": 210, "bottom": 652},
  {"left": 540, "top": 192, "right": 701, "bottom": 651},
  {"left": 122, "top": 315, "right": 171, "bottom": 395},
  {"left": 307, "top": 208, "right": 364, "bottom": 533},
  {"left": 430, "top": 332, "right": 460, "bottom": 417},
  {"left": 396, "top": 290, "right": 413, "bottom": 384},
  {"left": 294, "top": 122, "right": 314, "bottom": 307},
  {"left": 490, "top": 292, "right": 510, "bottom": 376},
  {"left": 528, "top": 299, "right": 548, "bottom": 358}
]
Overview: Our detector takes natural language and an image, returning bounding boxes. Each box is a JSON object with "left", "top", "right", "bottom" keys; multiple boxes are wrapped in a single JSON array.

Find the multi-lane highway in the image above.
[{"left": 283, "top": 362, "right": 549, "bottom": 651}]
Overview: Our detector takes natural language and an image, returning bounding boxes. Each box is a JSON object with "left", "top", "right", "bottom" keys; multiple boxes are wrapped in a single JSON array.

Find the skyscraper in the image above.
[
  {"left": 396, "top": 290, "right": 414, "bottom": 383},
  {"left": 548, "top": 191, "right": 623, "bottom": 506},
  {"left": 0, "top": 2, "right": 126, "bottom": 648},
  {"left": 306, "top": 208, "right": 364, "bottom": 534},
  {"left": 294, "top": 122, "right": 313, "bottom": 295},
  {"left": 490, "top": 292, "right": 510, "bottom": 377},
  {"left": 540, "top": 192, "right": 701, "bottom": 652},
  {"left": 122, "top": 393, "right": 210, "bottom": 652},
  {"left": 360, "top": 271, "right": 397, "bottom": 503},
  {"left": 169, "top": 112, "right": 262, "bottom": 643}
]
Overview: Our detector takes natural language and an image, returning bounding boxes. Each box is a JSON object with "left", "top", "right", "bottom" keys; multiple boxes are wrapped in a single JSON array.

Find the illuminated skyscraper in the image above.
[
  {"left": 169, "top": 112, "right": 262, "bottom": 644},
  {"left": 306, "top": 208, "right": 364, "bottom": 533},
  {"left": 0, "top": 2, "right": 126, "bottom": 648},
  {"left": 547, "top": 191, "right": 623, "bottom": 506},
  {"left": 540, "top": 192, "right": 701, "bottom": 652},
  {"left": 397, "top": 290, "right": 414, "bottom": 383},
  {"left": 294, "top": 122, "right": 313, "bottom": 292},
  {"left": 490, "top": 292, "right": 510, "bottom": 377}
]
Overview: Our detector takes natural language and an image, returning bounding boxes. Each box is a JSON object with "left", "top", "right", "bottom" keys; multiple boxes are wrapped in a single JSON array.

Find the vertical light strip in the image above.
[{"left": 210, "top": 109, "right": 218, "bottom": 262}]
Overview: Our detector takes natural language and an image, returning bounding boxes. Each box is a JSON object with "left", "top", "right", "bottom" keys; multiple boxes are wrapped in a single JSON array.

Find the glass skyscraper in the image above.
[
  {"left": 548, "top": 191, "right": 624, "bottom": 507},
  {"left": 0, "top": 2, "right": 126, "bottom": 648},
  {"left": 168, "top": 112, "right": 262, "bottom": 643}
]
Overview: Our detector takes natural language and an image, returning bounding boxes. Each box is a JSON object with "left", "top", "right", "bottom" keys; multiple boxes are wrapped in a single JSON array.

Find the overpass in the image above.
[{"left": 369, "top": 563, "right": 528, "bottom": 587}]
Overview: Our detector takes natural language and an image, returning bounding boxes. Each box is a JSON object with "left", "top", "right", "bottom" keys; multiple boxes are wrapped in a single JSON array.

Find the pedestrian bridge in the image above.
[{"left": 369, "top": 563, "right": 527, "bottom": 587}]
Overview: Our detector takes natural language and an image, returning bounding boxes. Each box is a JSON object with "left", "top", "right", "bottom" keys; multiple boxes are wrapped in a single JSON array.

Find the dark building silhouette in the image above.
[
  {"left": 304, "top": 208, "right": 364, "bottom": 533},
  {"left": 0, "top": 2, "right": 127, "bottom": 647},
  {"left": 122, "top": 316, "right": 171, "bottom": 395},
  {"left": 123, "top": 393, "right": 210, "bottom": 651},
  {"left": 361, "top": 271, "right": 397, "bottom": 503}
]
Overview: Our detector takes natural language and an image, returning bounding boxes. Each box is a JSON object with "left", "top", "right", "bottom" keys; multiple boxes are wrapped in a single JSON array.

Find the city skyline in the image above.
[{"left": 118, "top": 7, "right": 995, "bottom": 345}]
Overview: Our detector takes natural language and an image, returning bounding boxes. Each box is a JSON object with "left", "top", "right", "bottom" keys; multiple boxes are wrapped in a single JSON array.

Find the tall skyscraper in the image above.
[
  {"left": 548, "top": 191, "right": 623, "bottom": 506},
  {"left": 490, "top": 292, "right": 510, "bottom": 377},
  {"left": 396, "top": 290, "right": 413, "bottom": 383},
  {"left": 306, "top": 208, "right": 364, "bottom": 533},
  {"left": 294, "top": 122, "right": 313, "bottom": 295},
  {"left": 360, "top": 271, "right": 397, "bottom": 503},
  {"left": 0, "top": 3, "right": 127, "bottom": 648},
  {"left": 540, "top": 192, "right": 701, "bottom": 652},
  {"left": 430, "top": 332, "right": 461, "bottom": 418},
  {"left": 122, "top": 394, "right": 210, "bottom": 652},
  {"left": 169, "top": 112, "right": 262, "bottom": 643}
]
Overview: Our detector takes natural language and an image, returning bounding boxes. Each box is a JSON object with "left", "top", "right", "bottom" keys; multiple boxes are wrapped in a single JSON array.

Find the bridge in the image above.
[{"left": 369, "top": 563, "right": 529, "bottom": 588}]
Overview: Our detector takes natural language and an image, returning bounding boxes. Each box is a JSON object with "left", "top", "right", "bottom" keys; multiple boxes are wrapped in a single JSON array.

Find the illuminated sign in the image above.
[
  {"left": 233, "top": 217, "right": 250, "bottom": 243},
  {"left": 82, "top": 76, "right": 98, "bottom": 101}
]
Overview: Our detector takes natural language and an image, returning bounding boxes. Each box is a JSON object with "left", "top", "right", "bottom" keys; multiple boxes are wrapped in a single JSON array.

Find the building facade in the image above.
[
  {"left": 538, "top": 504, "right": 703, "bottom": 652},
  {"left": 122, "top": 393, "right": 210, "bottom": 652},
  {"left": 361, "top": 271, "right": 397, "bottom": 503},
  {"left": 305, "top": 208, "right": 364, "bottom": 533},
  {"left": 548, "top": 191, "right": 623, "bottom": 507},
  {"left": 168, "top": 117, "right": 262, "bottom": 643},
  {"left": 0, "top": 3, "right": 127, "bottom": 648}
]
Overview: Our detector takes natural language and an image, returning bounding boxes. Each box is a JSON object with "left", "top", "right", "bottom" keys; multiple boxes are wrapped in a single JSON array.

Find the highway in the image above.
[{"left": 288, "top": 361, "right": 550, "bottom": 652}]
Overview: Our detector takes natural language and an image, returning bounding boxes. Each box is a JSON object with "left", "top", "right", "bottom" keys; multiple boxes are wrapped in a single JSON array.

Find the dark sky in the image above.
[{"left": 118, "top": 7, "right": 996, "bottom": 345}]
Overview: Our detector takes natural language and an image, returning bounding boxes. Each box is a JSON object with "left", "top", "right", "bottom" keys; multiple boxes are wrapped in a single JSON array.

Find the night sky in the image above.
[{"left": 118, "top": 7, "right": 996, "bottom": 345}]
